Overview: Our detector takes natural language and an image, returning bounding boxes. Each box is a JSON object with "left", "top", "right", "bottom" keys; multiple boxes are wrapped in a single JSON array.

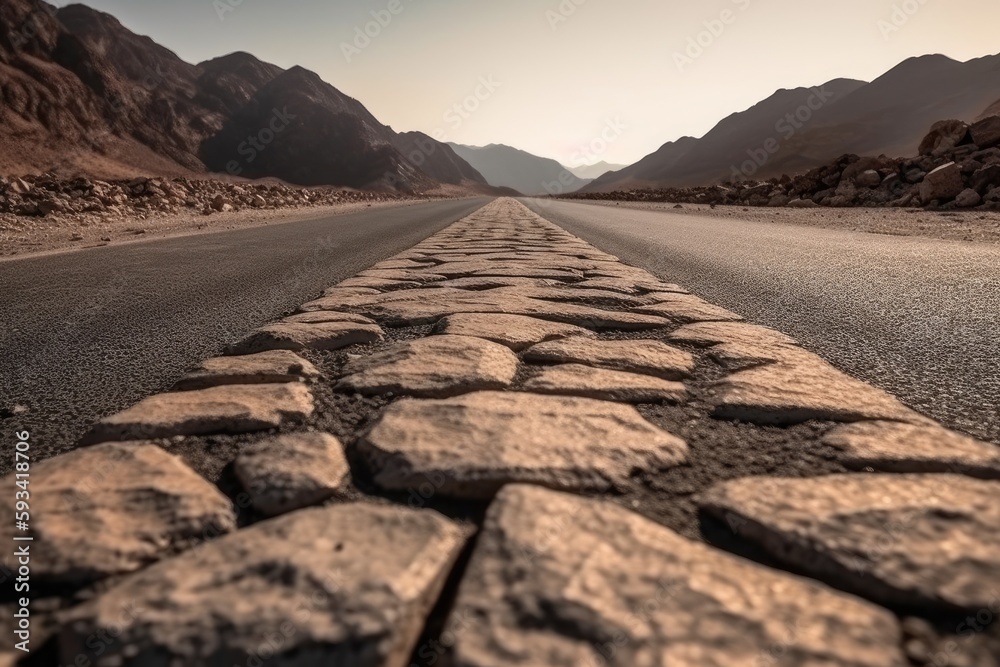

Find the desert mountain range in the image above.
[
  {"left": 0, "top": 0, "right": 503, "bottom": 194},
  {"left": 585, "top": 54, "right": 1000, "bottom": 192},
  {"left": 3, "top": 0, "right": 999, "bottom": 195}
]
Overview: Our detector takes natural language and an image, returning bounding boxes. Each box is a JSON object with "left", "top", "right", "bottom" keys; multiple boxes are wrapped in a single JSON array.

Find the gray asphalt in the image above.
[
  {"left": 0, "top": 198, "right": 489, "bottom": 461},
  {"left": 523, "top": 198, "right": 1000, "bottom": 444}
]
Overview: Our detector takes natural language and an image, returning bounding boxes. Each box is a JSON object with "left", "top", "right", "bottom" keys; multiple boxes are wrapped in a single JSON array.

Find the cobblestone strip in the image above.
[{"left": 8, "top": 198, "right": 999, "bottom": 666}]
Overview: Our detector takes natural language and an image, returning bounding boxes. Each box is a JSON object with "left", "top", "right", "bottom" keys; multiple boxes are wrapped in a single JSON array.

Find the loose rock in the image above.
[
  {"left": 84, "top": 383, "right": 314, "bottom": 442},
  {"left": 358, "top": 391, "right": 687, "bottom": 499},
  {"left": 434, "top": 313, "right": 594, "bottom": 351},
  {"left": 699, "top": 474, "right": 1000, "bottom": 610},
  {"left": 173, "top": 350, "right": 319, "bottom": 390},
  {"left": 524, "top": 337, "right": 695, "bottom": 380},
  {"left": 0, "top": 443, "right": 234, "bottom": 586},
  {"left": 234, "top": 432, "right": 351, "bottom": 517},
  {"left": 445, "top": 485, "right": 904, "bottom": 667},
  {"left": 229, "top": 320, "right": 384, "bottom": 354},
  {"left": 823, "top": 421, "right": 1000, "bottom": 478},
  {"left": 336, "top": 335, "right": 519, "bottom": 398},
  {"left": 59, "top": 504, "right": 469, "bottom": 667},
  {"left": 523, "top": 363, "right": 688, "bottom": 403}
]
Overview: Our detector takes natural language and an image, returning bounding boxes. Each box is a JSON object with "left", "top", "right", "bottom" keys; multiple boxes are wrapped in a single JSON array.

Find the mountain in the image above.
[
  {"left": 978, "top": 98, "right": 1000, "bottom": 121},
  {"left": 565, "top": 161, "right": 627, "bottom": 180},
  {"left": 447, "top": 143, "right": 589, "bottom": 196},
  {"left": 0, "top": 0, "right": 480, "bottom": 192},
  {"left": 586, "top": 53, "right": 1000, "bottom": 192},
  {"left": 391, "top": 131, "right": 489, "bottom": 187}
]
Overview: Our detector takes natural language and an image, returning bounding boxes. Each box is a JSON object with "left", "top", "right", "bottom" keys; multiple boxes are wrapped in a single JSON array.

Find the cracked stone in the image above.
[
  {"left": 358, "top": 391, "right": 687, "bottom": 499},
  {"left": 173, "top": 350, "right": 320, "bottom": 390},
  {"left": 434, "top": 313, "right": 594, "bottom": 351},
  {"left": 335, "top": 276, "right": 421, "bottom": 290},
  {"left": 336, "top": 335, "right": 519, "bottom": 398},
  {"left": 0, "top": 442, "right": 235, "bottom": 586},
  {"left": 329, "top": 289, "right": 671, "bottom": 330},
  {"left": 636, "top": 294, "right": 744, "bottom": 324},
  {"left": 228, "top": 320, "right": 383, "bottom": 354},
  {"left": 59, "top": 504, "right": 469, "bottom": 667},
  {"left": 444, "top": 484, "right": 904, "bottom": 667},
  {"left": 699, "top": 474, "right": 1000, "bottom": 610},
  {"left": 668, "top": 321, "right": 805, "bottom": 370},
  {"left": 524, "top": 338, "right": 695, "bottom": 380},
  {"left": 84, "top": 383, "right": 314, "bottom": 442},
  {"left": 570, "top": 277, "right": 688, "bottom": 294},
  {"left": 712, "top": 355, "right": 924, "bottom": 425},
  {"left": 281, "top": 311, "right": 378, "bottom": 325},
  {"left": 523, "top": 364, "right": 688, "bottom": 403},
  {"left": 357, "top": 268, "right": 448, "bottom": 283},
  {"left": 235, "top": 432, "right": 351, "bottom": 517},
  {"left": 431, "top": 277, "right": 563, "bottom": 290},
  {"left": 823, "top": 421, "right": 1000, "bottom": 479}
]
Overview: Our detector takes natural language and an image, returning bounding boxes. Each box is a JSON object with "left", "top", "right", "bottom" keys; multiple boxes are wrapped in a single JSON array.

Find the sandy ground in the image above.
[
  {"left": 0, "top": 198, "right": 444, "bottom": 259},
  {"left": 575, "top": 200, "right": 1000, "bottom": 244}
]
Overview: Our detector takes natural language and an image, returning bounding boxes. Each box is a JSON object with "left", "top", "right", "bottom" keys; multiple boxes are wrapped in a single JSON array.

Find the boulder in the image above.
[
  {"left": 918, "top": 120, "right": 971, "bottom": 156},
  {"left": 970, "top": 115, "right": 1000, "bottom": 149},
  {"left": 919, "top": 162, "right": 965, "bottom": 204},
  {"left": 955, "top": 188, "right": 982, "bottom": 208}
]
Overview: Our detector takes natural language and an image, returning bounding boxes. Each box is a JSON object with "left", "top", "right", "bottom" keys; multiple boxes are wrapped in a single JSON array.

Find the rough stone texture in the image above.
[
  {"left": 524, "top": 338, "right": 695, "bottom": 380},
  {"left": 0, "top": 443, "right": 235, "bottom": 586},
  {"left": 918, "top": 120, "right": 970, "bottom": 156},
  {"left": 570, "top": 277, "right": 687, "bottom": 294},
  {"left": 59, "top": 504, "right": 469, "bottom": 667},
  {"left": 712, "top": 355, "right": 924, "bottom": 425},
  {"left": 699, "top": 474, "right": 1000, "bottom": 610},
  {"left": 281, "top": 311, "right": 378, "bottom": 325},
  {"left": 668, "top": 321, "right": 804, "bottom": 370},
  {"left": 431, "top": 277, "right": 561, "bottom": 291},
  {"left": 358, "top": 268, "right": 448, "bottom": 283},
  {"left": 955, "top": 188, "right": 982, "bottom": 208},
  {"left": 234, "top": 432, "right": 351, "bottom": 517},
  {"left": 823, "top": 421, "right": 1000, "bottom": 478},
  {"left": 919, "top": 162, "right": 965, "bottom": 203},
  {"left": 970, "top": 114, "right": 1000, "bottom": 149},
  {"left": 330, "top": 288, "right": 671, "bottom": 330},
  {"left": 523, "top": 364, "right": 688, "bottom": 403},
  {"left": 336, "top": 276, "right": 420, "bottom": 290},
  {"left": 229, "top": 320, "right": 384, "bottom": 354},
  {"left": 336, "top": 335, "right": 519, "bottom": 398},
  {"left": 636, "top": 294, "right": 744, "bottom": 324},
  {"left": 446, "top": 485, "right": 904, "bottom": 667},
  {"left": 358, "top": 392, "right": 687, "bottom": 499},
  {"left": 85, "top": 383, "right": 314, "bottom": 442},
  {"left": 321, "top": 286, "right": 381, "bottom": 298},
  {"left": 487, "top": 285, "right": 652, "bottom": 308},
  {"left": 434, "top": 313, "right": 594, "bottom": 351},
  {"left": 173, "top": 350, "right": 320, "bottom": 390}
]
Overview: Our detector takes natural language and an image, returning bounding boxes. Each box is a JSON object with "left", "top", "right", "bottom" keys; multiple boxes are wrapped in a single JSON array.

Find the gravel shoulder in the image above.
[
  {"left": 0, "top": 199, "right": 441, "bottom": 260},
  {"left": 574, "top": 199, "right": 1000, "bottom": 244}
]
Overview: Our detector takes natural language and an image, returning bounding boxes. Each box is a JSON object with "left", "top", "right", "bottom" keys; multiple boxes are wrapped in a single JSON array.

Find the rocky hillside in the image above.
[
  {"left": 566, "top": 116, "right": 1000, "bottom": 211},
  {"left": 0, "top": 0, "right": 481, "bottom": 192},
  {"left": 586, "top": 54, "right": 1000, "bottom": 192},
  {"left": 448, "top": 143, "right": 589, "bottom": 196}
]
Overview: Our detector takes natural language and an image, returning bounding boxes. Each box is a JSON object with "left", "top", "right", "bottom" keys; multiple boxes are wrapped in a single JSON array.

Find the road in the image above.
[
  {"left": 523, "top": 198, "right": 1000, "bottom": 444},
  {"left": 0, "top": 198, "right": 489, "bottom": 460}
]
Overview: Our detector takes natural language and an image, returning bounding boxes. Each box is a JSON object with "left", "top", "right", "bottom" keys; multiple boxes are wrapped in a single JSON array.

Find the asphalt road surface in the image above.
[
  {"left": 523, "top": 198, "right": 1000, "bottom": 444},
  {"left": 0, "top": 198, "right": 489, "bottom": 460}
]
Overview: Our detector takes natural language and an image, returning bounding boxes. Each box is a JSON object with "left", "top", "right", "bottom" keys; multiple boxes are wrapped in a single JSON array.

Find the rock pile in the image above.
[
  {"left": 568, "top": 115, "right": 1000, "bottom": 210},
  {"left": 0, "top": 174, "right": 416, "bottom": 220}
]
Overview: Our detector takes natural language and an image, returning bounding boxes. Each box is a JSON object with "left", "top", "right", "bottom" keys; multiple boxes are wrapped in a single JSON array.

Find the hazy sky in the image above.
[{"left": 51, "top": 0, "right": 1000, "bottom": 166}]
